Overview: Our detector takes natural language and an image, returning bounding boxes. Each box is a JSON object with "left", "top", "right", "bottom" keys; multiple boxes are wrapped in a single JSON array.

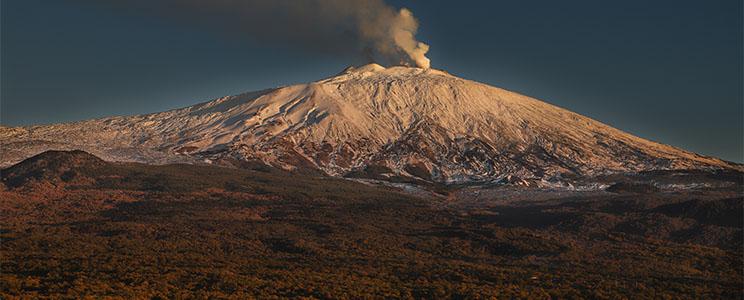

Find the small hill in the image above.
[{"left": 1, "top": 150, "right": 105, "bottom": 188}]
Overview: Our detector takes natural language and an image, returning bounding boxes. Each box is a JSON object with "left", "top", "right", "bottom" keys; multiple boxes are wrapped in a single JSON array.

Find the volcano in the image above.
[{"left": 0, "top": 64, "right": 738, "bottom": 183}]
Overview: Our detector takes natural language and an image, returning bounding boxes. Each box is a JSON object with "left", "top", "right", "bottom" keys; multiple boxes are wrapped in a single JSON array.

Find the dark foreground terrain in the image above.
[{"left": 1, "top": 151, "right": 742, "bottom": 299}]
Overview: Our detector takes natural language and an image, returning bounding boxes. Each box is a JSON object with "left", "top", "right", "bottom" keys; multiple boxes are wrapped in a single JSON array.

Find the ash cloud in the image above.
[{"left": 89, "top": 0, "right": 431, "bottom": 68}]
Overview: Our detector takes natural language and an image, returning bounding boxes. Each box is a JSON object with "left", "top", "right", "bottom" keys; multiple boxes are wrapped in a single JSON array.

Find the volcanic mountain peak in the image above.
[
  {"left": 339, "top": 63, "right": 387, "bottom": 74},
  {"left": 0, "top": 66, "right": 739, "bottom": 183},
  {"left": 332, "top": 63, "right": 452, "bottom": 80}
]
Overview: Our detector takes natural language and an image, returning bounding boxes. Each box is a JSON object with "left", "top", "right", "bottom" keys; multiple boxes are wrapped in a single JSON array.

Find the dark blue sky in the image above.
[{"left": 2, "top": 0, "right": 742, "bottom": 162}]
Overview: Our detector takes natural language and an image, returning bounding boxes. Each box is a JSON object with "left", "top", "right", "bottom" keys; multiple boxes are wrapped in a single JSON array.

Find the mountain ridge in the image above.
[{"left": 1, "top": 64, "right": 739, "bottom": 183}]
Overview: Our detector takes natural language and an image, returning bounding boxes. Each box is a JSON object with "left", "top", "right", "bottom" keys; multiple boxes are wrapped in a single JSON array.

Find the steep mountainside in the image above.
[{"left": 0, "top": 64, "right": 738, "bottom": 183}]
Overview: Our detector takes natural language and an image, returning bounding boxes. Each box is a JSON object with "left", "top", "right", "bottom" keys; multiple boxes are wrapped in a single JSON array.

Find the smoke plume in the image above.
[{"left": 88, "top": 0, "right": 431, "bottom": 68}]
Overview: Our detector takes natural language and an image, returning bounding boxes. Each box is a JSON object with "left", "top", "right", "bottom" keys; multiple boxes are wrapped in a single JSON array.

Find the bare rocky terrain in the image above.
[{"left": 1, "top": 64, "right": 739, "bottom": 184}]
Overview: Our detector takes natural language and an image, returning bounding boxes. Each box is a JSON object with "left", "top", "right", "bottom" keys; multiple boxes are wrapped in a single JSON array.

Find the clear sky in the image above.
[{"left": 1, "top": 0, "right": 742, "bottom": 162}]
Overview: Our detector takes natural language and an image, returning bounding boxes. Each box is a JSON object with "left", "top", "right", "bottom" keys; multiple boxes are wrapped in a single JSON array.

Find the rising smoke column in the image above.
[
  {"left": 90, "top": 0, "right": 431, "bottom": 68},
  {"left": 355, "top": 4, "right": 431, "bottom": 68}
]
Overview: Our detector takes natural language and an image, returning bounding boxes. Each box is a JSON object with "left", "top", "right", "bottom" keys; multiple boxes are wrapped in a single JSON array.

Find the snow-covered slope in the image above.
[{"left": 1, "top": 64, "right": 738, "bottom": 182}]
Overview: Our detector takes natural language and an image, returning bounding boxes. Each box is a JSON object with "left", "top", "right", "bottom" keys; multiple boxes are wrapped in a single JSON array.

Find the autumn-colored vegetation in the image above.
[{"left": 1, "top": 151, "right": 742, "bottom": 298}]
